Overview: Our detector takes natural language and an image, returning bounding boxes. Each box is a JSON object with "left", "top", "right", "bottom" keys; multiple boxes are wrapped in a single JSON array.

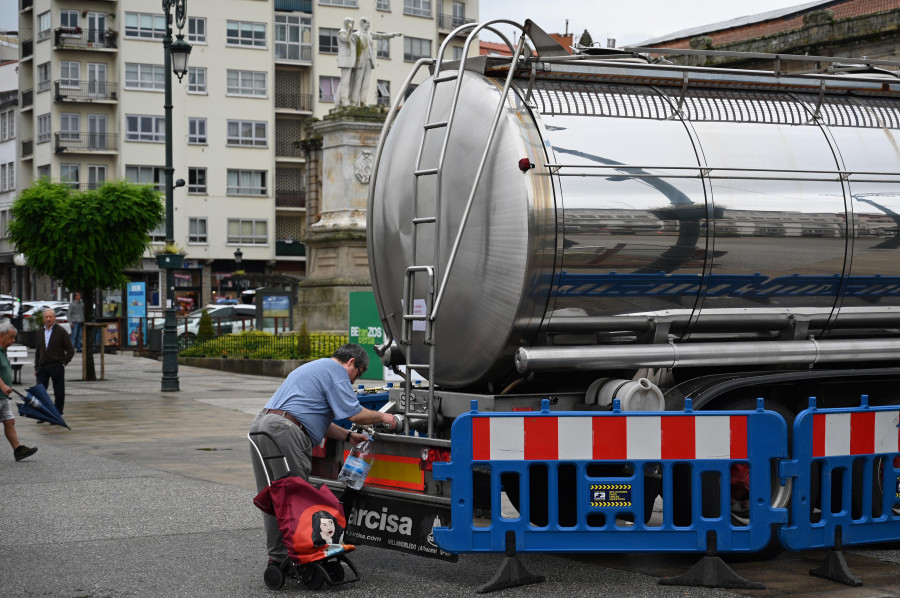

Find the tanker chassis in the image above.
[{"left": 311, "top": 20, "right": 900, "bottom": 560}]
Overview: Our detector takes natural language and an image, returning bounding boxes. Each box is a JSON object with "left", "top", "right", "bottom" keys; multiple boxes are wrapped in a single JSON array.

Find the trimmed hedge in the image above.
[{"left": 179, "top": 330, "right": 348, "bottom": 360}]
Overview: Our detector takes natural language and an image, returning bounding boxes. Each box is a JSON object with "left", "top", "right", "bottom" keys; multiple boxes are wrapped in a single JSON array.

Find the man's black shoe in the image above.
[{"left": 14, "top": 445, "right": 37, "bottom": 461}]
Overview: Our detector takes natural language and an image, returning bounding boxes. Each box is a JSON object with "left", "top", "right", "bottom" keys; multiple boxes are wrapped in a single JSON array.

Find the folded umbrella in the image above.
[{"left": 13, "top": 385, "right": 71, "bottom": 429}]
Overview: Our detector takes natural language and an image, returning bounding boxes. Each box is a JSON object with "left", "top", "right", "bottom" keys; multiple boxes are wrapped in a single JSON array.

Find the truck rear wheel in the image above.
[{"left": 672, "top": 396, "right": 795, "bottom": 558}]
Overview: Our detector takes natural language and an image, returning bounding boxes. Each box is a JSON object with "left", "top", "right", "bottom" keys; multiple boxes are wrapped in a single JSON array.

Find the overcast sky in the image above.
[
  {"left": 478, "top": 0, "right": 817, "bottom": 47},
  {"left": 1, "top": 1, "right": 815, "bottom": 45}
]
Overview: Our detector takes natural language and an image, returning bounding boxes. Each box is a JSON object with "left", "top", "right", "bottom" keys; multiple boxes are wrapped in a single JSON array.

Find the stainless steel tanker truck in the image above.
[{"left": 313, "top": 20, "right": 900, "bottom": 557}]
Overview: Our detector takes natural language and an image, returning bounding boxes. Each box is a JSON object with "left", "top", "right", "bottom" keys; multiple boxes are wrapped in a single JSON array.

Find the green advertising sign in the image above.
[{"left": 349, "top": 291, "right": 383, "bottom": 381}]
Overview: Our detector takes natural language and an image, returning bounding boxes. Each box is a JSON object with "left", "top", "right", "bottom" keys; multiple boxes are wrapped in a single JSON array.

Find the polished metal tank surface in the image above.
[{"left": 370, "top": 65, "right": 900, "bottom": 389}]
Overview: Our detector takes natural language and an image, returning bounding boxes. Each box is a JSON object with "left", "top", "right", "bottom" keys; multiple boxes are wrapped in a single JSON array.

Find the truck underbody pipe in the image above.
[{"left": 515, "top": 338, "right": 900, "bottom": 372}]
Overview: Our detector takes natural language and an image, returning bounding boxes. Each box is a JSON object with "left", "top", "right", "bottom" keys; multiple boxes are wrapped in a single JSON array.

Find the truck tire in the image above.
[{"left": 672, "top": 396, "right": 795, "bottom": 558}]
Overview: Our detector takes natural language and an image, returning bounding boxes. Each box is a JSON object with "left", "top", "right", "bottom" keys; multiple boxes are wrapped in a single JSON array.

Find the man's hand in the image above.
[{"left": 0, "top": 385, "right": 10, "bottom": 398}]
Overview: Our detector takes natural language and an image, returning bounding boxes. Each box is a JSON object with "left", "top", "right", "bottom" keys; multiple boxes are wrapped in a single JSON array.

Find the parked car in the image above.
[
  {"left": 152, "top": 304, "right": 256, "bottom": 342},
  {"left": 22, "top": 303, "right": 72, "bottom": 334}
]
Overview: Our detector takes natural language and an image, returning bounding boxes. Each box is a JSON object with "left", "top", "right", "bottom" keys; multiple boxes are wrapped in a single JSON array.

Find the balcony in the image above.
[
  {"left": 55, "top": 132, "right": 118, "bottom": 154},
  {"left": 21, "top": 139, "right": 33, "bottom": 160},
  {"left": 438, "top": 14, "right": 476, "bottom": 34},
  {"left": 21, "top": 38, "right": 33, "bottom": 60},
  {"left": 54, "top": 28, "right": 118, "bottom": 51},
  {"left": 20, "top": 89, "right": 33, "bottom": 111},
  {"left": 275, "top": 91, "right": 312, "bottom": 113},
  {"left": 55, "top": 80, "right": 118, "bottom": 103},
  {"left": 275, "top": 138, "right": 305, "bottom": 160},
  {"left": 21, "top": 0, "right": 33, "bottom": 11},
  {"left": 274, "top": 0, "right": 312, "bottom": 10},
  {"left": 275, "top": 191, "right": 306, "bottom": 209},
  {"left": 276, "top": 239, "right": 306, "bottom": 257}
]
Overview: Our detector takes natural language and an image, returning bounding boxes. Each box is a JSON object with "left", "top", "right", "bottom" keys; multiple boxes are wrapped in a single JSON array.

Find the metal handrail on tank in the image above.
[{"left": 370, "top": 19, "right": 530, "bottom": 437}]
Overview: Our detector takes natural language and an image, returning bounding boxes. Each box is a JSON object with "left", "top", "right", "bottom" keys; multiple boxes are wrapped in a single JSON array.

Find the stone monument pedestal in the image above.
[{"left": 296, "top": 111, "right": 385, "bottom": 332}]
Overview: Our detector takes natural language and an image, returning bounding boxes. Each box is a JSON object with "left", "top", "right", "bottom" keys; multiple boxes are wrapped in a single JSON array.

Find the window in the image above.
[
  {"left": 187, "top": 67, "right": 206, "bottom": 94},
  {"left": 404, "top": 36, "right": 431, "bottom": 61},
  {"left": 189, "top": 218, "right": 208, "bottom": 244},
  {"left": 226, "top": 170, "right": 267, "bottom": 195},
  {"left": 60, "top": 113, "right": 80, "bottom": 141},
  {"left": 37, "top": 165, "right": 51, "bottom": 179},
  {"left": 403, "top": 0, "right": 432, "bottom": 18},
  {"left": 275, "top": 14, "right": 312, "bottom": 62},
  {"left": 60, "top": 61, "right": 80, "bottom": 87},
  {"left": 0, "top": 109, "right": 14, "bottom": 141},
  {"left": 126, "top": 165, "right": 164, "bottom": 191},
  {"left": 226, "top": 70, "right": 267, "bottom": 97},
  {"left": 38, "top": 12, "right": 51, "bottom": 40},
  {"left": 188, "top": 17, "right": 206, "bottom": 43},
  {"left": 125, "top": 63, "right": 165, "bottom": 90},
  {"left": 227, "top": 218, "right": 268, "bottom": 244},
  {"left": 37, "top": 62, "right": 51, "bottom": 92},
  {"left": 377, "top": 37, "right": 390, "bottom": 59},
  {"left": 319, "top": 0, "right": 358, "bottom": 6},
  {"left": 37, "top": 114, "right": 51, "bottom": 143},
  {"left": 319, "top": 76, "right": 340, "bottom": 102},
  {"left": 125, "top": 12, "right": 166, "bottom": 39},
  {"left": 188, "top": 167, "right": 207, "bottom": 194},
  {"left": 376, "top": 80, "right": 390, "bottom": 106},
  {"left": 87, "top": 165, "right": 106, "bottom": 190},
  {"left": 227, "top": 120, "right": 268, "bottom": 147},
  {"left": 60, "top": 10, "right": 79, "bottom": 30},
  {"left": 319, "top": 28, "right": 338, "bottom": 54},
  {"left": 452, "top": 45, "right": 464, "bottom": 61},
  {"left": 126, "top": 115, "right": 165, "bottom": 142},
  {"left": 226, "top": 20, "right": 266, "bottom": 47},
  {"left": 377, "top": 0, "right": 391, "bottom": 10},
  {"left": 60, "top": 164, "right": 80, "bottom": 189},
  {"left": 188, "top": 117, "right": 207, "bottom": 144},
  {"left": 0, "top": 163, "right": 14, "bottom": 192}
]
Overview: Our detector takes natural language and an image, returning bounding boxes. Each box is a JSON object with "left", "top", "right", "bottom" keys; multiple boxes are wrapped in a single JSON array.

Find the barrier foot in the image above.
[
  {"left": 476, "top": 532, "right": 544, "bottom": 594},
  {"left": 809, "top": 550, "right": 863, "bottom": 587},
  {"left": 659, "top": 556, "right": 765, "bottom": 590}
]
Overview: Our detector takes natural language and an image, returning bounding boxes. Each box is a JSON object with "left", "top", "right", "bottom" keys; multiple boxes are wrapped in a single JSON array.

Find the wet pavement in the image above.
[{"left": 1, "top": 350, "right": 899, "bottom": 597}]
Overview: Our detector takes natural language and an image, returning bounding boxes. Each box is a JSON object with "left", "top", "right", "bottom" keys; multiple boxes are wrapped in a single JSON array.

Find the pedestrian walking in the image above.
[
  {"left": 34, "top": 309, "right": 75, "bottom": 416},
  {"left": 248, "top": 343, "right": 398, "bottom": 582},
  {"left": 0, "top": 322, "right": 37, "bottom": 461},
  {"left": 68, "top": 292, "right": 85, "bottom": 352}
]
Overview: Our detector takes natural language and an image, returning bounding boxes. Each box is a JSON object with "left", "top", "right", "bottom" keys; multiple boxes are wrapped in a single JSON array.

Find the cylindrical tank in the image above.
[{"left": 369, "top": 63, "right": 900, "bottom": 389}]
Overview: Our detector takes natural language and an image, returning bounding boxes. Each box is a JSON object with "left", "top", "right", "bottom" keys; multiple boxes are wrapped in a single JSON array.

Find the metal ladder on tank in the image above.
[{"left": 388, "top": 22, "right": 529, "bottom": 436}]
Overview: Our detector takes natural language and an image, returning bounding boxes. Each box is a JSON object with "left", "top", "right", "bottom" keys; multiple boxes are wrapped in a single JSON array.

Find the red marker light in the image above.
[{"left": 518, "top": 158, "right": 534, "bottom": 172}]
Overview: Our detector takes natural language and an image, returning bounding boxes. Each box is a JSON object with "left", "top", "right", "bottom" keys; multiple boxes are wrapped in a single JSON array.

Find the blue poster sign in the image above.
[{"left": 127, "top": 282, "right": 146, "bottom": 346}]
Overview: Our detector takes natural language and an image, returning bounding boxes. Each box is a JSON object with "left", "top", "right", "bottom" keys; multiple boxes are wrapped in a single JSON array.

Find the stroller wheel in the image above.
[
  {"left": 300, "top": 564, "right": 325, "bottom": 590},
  {"left": 264, "top": 563, "right": 285, "bottom": 590},
  {"left": 323, "top": 559, "right": 345, "bottom": 583}
]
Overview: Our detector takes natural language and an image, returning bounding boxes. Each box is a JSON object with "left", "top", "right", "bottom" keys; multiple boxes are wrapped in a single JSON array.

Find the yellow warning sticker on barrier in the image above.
[{"left": 590, "top": 484, "right": 632, "bottom": 507}]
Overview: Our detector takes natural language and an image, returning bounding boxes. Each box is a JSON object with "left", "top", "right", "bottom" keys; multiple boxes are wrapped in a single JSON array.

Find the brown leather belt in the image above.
[{"left": 261, "top": 408, "right": 305, "bottom": 431}]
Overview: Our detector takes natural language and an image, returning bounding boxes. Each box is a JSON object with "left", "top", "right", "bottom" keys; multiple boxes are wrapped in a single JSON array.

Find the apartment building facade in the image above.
[{"left": 11, "top": 0, "right": 478, "bottom": 317}]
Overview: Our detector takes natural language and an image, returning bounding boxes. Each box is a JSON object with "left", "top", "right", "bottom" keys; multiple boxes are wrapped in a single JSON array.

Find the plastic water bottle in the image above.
[{"left": 338, "top": 434, "right": 374, "bottom": 490}]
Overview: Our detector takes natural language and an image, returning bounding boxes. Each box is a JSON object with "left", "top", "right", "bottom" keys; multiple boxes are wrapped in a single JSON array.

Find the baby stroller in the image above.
[{"left": 249, "top": 431, "right": 361, "bottom": 591}]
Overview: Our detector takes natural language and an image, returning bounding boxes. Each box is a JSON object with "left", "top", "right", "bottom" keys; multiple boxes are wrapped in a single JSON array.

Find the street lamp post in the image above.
[
  {"left": 233, "top": 248, "right": 243, "bottom": 300},
  {"left": 161, "top": 0, "right": 191, "bottom": 392},
  {"left": 13, "top": 253, "right": 26, "bottom": 331}
]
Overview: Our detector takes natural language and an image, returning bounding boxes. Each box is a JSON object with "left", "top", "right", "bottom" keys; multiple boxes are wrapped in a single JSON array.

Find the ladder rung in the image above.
[
  {"left": 403, "top": 314, "right": 428, "bottom": 321},
  {"left": 407, "top": 364, "right": 430, "bottom": 369},
  {"left": 424, "top": 120, "right": 448, "bottom": 130},
  {"left": 415, "top": 168, "right": 438, "bottom": 176},
  {"left": 413, "top": 216, "right": 436, "bottom": 224},
  {"left": 433, "top": 72, "right": 459, "bottom": 83}
]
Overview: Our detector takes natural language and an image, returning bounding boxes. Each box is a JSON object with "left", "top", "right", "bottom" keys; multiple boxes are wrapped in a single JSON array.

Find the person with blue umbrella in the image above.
[{"left": 0, "top": 322, "right": 37, "bottom": 461}]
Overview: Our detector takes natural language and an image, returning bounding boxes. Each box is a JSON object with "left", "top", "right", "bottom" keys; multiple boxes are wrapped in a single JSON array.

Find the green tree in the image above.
[
  {"left": 197, "top": 310, "right": 215, "bottom": 340},
  {"left": 579, "top": 29, "right": 593, "bottom": 48},
  {"left": 9, "top": 179, "right": 164, "bottom": 380}
]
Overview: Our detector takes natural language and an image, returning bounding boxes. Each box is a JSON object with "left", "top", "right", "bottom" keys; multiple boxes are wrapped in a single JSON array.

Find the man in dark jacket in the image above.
[{"left": 34, "top": 309, "right": 75, "bottom": 415}]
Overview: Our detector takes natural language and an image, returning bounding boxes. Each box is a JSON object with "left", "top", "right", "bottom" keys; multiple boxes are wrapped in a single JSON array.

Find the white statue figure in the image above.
[
  {"left": 349, "top": 17, "right": 400, "bottom": 106},
  {"left": 336, "top": 17, "right": 357, "bottom": 107}
]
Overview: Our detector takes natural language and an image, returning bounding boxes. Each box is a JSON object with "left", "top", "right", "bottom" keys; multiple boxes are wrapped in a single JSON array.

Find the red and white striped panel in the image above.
[
  {"left": 812, "top": 410, "right": 900, "bottom": 458},
  {"left": 471, "top": 415, "right": 748, "bottom": 461}
]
